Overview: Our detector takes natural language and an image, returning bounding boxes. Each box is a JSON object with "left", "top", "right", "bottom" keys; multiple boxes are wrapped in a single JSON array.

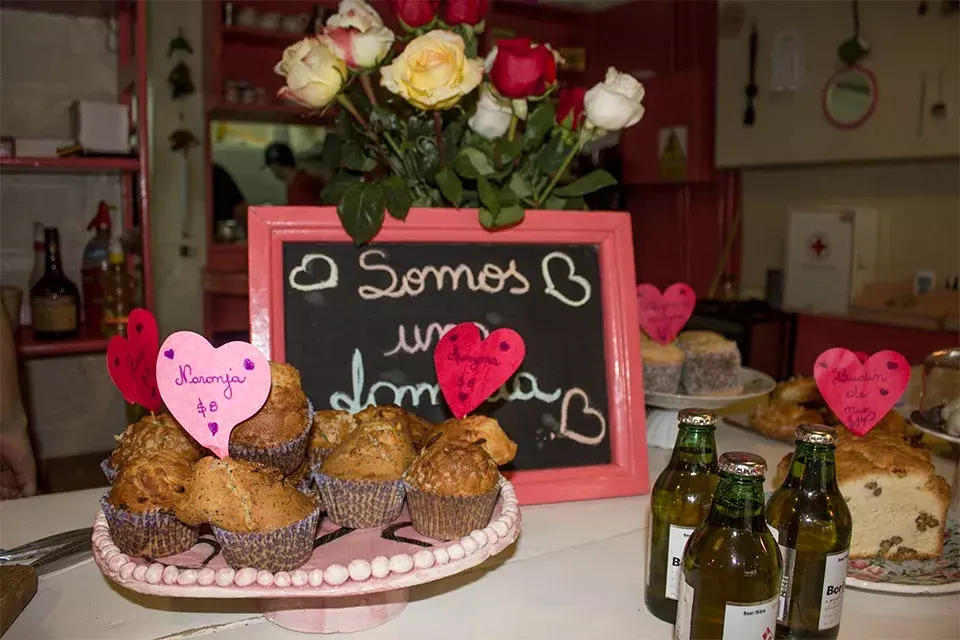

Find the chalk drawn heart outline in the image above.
[
  {"left": 541, "top": 251, "right": 592, "bottom": 308},
  {"left": 558, "top": 387, "right": 607, "bottom": 446},
  {"left": 288, "top": 253, "right": 339, "bottom": 292}
]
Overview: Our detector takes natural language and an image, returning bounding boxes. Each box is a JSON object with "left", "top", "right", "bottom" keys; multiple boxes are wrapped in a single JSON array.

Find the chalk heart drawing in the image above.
[
  {"left": 288, "top": 253, "right": 339, "bottom": 292},
  {"left": 813, "top": 348, "right": 911, "bottom": 437},
  {"left": 636, "top": 282, "right": 696, "bottom": 345},
  {"left": 541, "top": 251, "right": 592, "bottom": 308},
  {"left": 558, "top": 388, "right": 607, "bottom": 446},
  {"left": 434, "top": 323, "right": 526, "bottom": 418},
  {"left": 155, "top": 332, "right": 271, "bottom": 457},
  {"left": 106, "top": 308, "right": 162, "bottom": 412}
]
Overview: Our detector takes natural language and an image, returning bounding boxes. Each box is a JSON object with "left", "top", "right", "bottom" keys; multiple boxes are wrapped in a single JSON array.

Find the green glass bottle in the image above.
[
  {"left": 645, "top": 409, "right": 719, "bottom": 624},
  {"left": 766, "top": 424, "right": 852, "bottom": 639},
  {"left": 675, "top": 452, "right": 781, "bottom": 640}
]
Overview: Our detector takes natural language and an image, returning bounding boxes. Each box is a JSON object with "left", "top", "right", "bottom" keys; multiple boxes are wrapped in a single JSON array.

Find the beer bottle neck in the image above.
[
  {"left": 668, "top": 425, "right": 717, "bottom": 473},
  {"left": 784, "top": 443, "right": 840, "bottom": 493},
  {"left": 706, "top": 474, "right": 768, "bottom": 531}
]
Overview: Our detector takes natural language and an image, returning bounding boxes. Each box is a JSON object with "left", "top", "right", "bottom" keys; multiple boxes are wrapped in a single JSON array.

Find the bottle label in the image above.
[
  {"left": 819, "top": 549, "right": 849, "bottom": 630},
  {"left": 32, "top": 297, "right": 77, "bottom": 332},
  {"left": 673, "top": 578, "right": 695, "bottom": 640},
  {"left": 776, "top": 542, "right": 796, "bottom": 624},
  {"left": 666, "top": 524, "right": 695, "bottom": 600},
  {"left": 722, "top": 595, "right": 778, "bottom": 640}
]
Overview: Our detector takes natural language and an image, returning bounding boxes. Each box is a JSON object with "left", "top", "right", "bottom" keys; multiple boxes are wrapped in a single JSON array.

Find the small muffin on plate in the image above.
[
  {"left": 750, "top": 402, "right": 824, "bottom": 442},
  {"left": 404, "top": 440, "right": 501, "bottom": 540},
  {"left": 306, "top": 409, "right": 357, "bottom": 467},
  {"left": 355, "top": 404, "right": 433, "bottom": 450},
  {"left": 176, "top": 457, "right": 320, "bottom": 572},
  {"left": 770, "top": 376, "right": 822, "bottom": 406},
  {"left": 103, "top": 412, "right": 203, "bottom": 483},
  {"left": 229, "top": 362, "right": 313, "bottom": 474},
  {"left": 677, "top": 331, "right": 743, "bottom": 396},
  {"left": 427, "top": 415, "right": 517, "bottom": 466},
  {"left": 314, "top": 419, "right": 416, "bottom": 528},
  {"left": 100, "top": 449, "right": 198, "bottom": 558},
  {"left": 641, "top": 338, "right": 684, "bottom": 395}
]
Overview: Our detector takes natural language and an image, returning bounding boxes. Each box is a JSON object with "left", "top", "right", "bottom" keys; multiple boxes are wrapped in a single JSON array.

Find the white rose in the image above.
[
  {"left": 326, "top": 0, "right": 384, "bottom": 31},
  {"left": 583, "top": 67, "right": 645, "bottom": 131},
  {"left": 275, "top": 38, "right": 347, "bottom": 109},
  {"left": 320, "top": 24, "right": 394, "bottom": 69},
  {"left": 469, "top": 87, "right": 513, "bottom": 139}
]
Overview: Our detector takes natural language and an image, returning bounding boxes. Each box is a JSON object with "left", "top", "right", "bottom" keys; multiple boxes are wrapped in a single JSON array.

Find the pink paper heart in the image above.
[
  {"left": 106, "top": 308, "right": 162, "bottom": 412},
  {"left": 637, "top": 283, "right": 696, "bottom": 345},
  {"left": 813, "top": 348, "right": 911, "bottom": 436},
  {"left": 155, "top": 332, "right": 271, "bottom": 457},
  {"left": 434, "top": 323, "right": 526, "bottom": 418}
]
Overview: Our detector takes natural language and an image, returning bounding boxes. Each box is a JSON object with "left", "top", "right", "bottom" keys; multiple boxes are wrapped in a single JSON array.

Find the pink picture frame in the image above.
[{"left": 248, "top": 206, "right": 649, "bottom": 505}]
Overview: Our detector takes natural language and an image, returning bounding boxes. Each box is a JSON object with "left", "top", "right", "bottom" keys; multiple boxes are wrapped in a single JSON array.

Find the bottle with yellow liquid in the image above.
[{"left": 100, "top": 238, "right": 136, "bottom": 338}]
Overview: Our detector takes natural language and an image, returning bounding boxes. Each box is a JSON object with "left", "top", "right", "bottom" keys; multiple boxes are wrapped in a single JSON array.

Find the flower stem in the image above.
[
  {"left": 536, "top": 140, "right": 583, "bottom": 207},
  {"left": 337, "top": 94, "right": 367, "bottom": 126},
  {"left": 382, "top": 131, "right": 404, "bottom": 159},
  {"left": 508, "top": 115, "right": 518, "bottom": 142},
  {"left": 359, "top": 75, "right": 379, "bottom": 108}
]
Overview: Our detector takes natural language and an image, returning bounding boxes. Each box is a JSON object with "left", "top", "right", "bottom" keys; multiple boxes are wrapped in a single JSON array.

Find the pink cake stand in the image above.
[{"left": 93, "top": 479, "right": 521, "bottom": 634}]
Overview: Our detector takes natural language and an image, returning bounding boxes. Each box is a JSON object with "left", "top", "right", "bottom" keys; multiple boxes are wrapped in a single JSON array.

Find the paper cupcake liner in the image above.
[
  {"left": 100, "top": 459, "right": 117, "bottom": 485},
  {"left": 212, "top": 506, "right": 322, "bottom": 572},
  {"left": 229, "top": 398, "right": 314, "bottom": 474},
  {"left": 403, "top": 481, "right": 502, "bottom": 541},
  {"left": 312, "top": 473, "right": 405, "bottom": 529},
  {"left": 100, "top": 497, "right": 199, "bottom": 558}
]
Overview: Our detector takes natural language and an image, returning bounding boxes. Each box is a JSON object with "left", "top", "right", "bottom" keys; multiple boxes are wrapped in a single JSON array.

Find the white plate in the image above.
[
  {"left": 910, "top": 410, "right": 960, "bottom": 445},
  {"left": 645, "top": 368, "right": 776, "bottom": 410}
]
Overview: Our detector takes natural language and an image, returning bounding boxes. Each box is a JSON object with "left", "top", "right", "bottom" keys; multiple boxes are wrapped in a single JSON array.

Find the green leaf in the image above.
[
  {"left": 338, "top": 182, "right": 385, "bottom": 245},
  {"left": 522, "top": 102, "right": 556, "bottom": 152},
  {"left": 341, "top": 141, "right": 376, "bottom": 172},
  {"left": 434, "top": 166, "right": 463, "bottom": 206},
  {"left": 535, "top": 136, "right": 570, "bottom": 173},
  {"left": 479, "top": 207, "right": 495, "bottom": 230},
  {"left": 415, "top": 137, "right": 441, "bottom": 179},
  {"left": 543, "top": 194, "right": 566, "bottom": 210},
  {"left": 382, "top": 175, "right": 412, "bottom": 221},
  {"left": 499, "top": 184, "right": 519, "bottom": 207},
  {"left": 407, "top": 115, "right": 433, "bottom": 140},
  {"left": 370, "top": 106, "right": 400, "bottom": 132},
  {"left": 454, "top": 147, "right": 495, "bottom": 179},
  {"left": 496, "top": 204, "right": 525, "bottom": 227},
  {"left": 442, "top": 120, "right": 464, "bottom": 163},
  {"left": 564, "top": 196, "right": 588, "bottom": 210},
  {"left": 477, "top": 177, "right": 500, "bottom": 215},
  {"left": 497, "top": 138, "right": 523, "bottom": 166},
  {"left": 506, "top": 173, "right": 532, "bottom": 199},
  {"left": 321, "top": 171, "right": 362, "bottom": 205},
  {"left": 553, "top": 169, "right": 618, "bottom": 197}
]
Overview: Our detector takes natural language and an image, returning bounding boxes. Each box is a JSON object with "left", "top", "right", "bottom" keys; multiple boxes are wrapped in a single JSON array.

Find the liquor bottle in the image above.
[
  {"left": 645, "top": 408, "right": 719, "bottom": 623},
  {"left": 81, "top": 201, "right": 113, "bottom": 326},
  {"left": 100, "top": 238, "right": 136, "bottom": 337},
  {"left": 675, "top": 452, "right": 781, "bottom": 640},
  {"left": 766, "top": 424, "right": 852, "bottom": 639},
  {"left": 30, "top": 228, "right": 81, "bottom": 340}
]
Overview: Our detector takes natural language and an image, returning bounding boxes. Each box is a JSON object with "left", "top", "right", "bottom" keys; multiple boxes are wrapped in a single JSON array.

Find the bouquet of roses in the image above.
[{"left": 275, "top": 0, "right": 646, "bottom": 244}]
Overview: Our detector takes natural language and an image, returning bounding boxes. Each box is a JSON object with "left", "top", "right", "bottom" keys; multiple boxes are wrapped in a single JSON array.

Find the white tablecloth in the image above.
[{"left": 1, "top": 423, "right": 957, "bottom": 640}]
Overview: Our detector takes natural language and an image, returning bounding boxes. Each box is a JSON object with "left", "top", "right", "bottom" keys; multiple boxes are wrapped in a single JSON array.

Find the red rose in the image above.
[
  {"left": 488, "top": 38, "right": 557, "bottom": 100},
  {"left": 390, "top": 0, "right": 438, "bottom": 28},
  {"left": 445, "top": 0, "right": 489, "bottom": 26},
  {"left": 556, "top": 87, "right": 586, "bottom": 130}
]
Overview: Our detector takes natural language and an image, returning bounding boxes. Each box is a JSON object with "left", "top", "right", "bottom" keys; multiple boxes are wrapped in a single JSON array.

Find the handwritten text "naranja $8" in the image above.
[{"left": 288, "top": 249, "right": 592, "bottom": 308}]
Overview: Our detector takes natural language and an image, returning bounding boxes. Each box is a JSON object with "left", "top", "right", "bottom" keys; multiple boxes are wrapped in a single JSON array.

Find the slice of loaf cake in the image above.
[{"left": 775, "top": 429, "right": 951, "bottom": 559}]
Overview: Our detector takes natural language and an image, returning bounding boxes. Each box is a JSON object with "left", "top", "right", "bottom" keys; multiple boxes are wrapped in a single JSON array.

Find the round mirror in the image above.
[{"left": 822, "top": 65, "right": 877, "bottom": 129}]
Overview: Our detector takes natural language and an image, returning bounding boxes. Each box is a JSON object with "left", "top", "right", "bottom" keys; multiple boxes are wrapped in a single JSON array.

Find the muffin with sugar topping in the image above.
[
  {"left": 355, "top": 404, "right": 433, "bottom": 450},
  {"left": 103, "top": 412, "right": 204, "bottom": 483}
]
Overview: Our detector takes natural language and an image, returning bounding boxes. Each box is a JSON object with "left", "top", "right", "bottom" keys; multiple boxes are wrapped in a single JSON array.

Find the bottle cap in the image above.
[
  {"left": 678, "top": 408, "right": 717, "bottom": 428},
  {"left": 796, "top": 423, "right": 837, "bottom": 446},
  {"left": 719, "top": 452, "right": 767, "bottom": 478}
]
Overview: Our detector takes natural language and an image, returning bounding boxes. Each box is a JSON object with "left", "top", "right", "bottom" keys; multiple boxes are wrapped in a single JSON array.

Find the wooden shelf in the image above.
[
  {"left": 0, "top": 156, "right": 140, "bottom": 173},
  {"left": 0, "top": 0, "right": 122, "bottom": 18},
  {"left": 221, "top": 25, "right": 308, "bottom": 46},
  {"left": 17, "top": 324, "right": 109, "bottom": 359},
  {"left": 208, "top": 101, "right": 335, "bottom": 125}
]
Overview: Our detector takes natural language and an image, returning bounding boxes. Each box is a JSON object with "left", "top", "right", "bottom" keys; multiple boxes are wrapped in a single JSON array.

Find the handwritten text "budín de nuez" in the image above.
[{"left": 288, "top": 249, "right": 592, "bottom": 308}]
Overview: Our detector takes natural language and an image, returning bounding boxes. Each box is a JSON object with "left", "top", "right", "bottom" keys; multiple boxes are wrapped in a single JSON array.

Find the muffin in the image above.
[
  {"left": 355, "top": 404, "right": 433, "bottom": 450},
  {"left": 229, "top": 362, "right": 313, "bottom": 474},
  {"left": 176, "top": 457, "right": 320, "bottom": 572},
  {"left": 677, "top": 332, "right": 743, "bottom": 395},
  {"left": 102, "top": 412, "right": 204, "bottom": 483},
  {"left": 306, "top": 409, "right": 357, "bottom": 467},
  {"left": 313, "top": 420, "right": 416, "bottom": 528},
  {"left": 100, "top": 449, "right": 198, "bottom": 558},
  {"left": 641, "top": 338, "right": 684, "bottom": 394},
  {"left": 426, "top": 415, "right": 517, "bottom": 466},
  {"left": 404, "top": 441, "right": 501, "bottom": 540}
]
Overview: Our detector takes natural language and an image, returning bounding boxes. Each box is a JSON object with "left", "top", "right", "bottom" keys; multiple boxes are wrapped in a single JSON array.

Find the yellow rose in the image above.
[
  {"left": 275, "top": 37, "right": 346, "bottom": 109},
  {"left": 380, "top": 30, "right": 483, "bottom": 110}
]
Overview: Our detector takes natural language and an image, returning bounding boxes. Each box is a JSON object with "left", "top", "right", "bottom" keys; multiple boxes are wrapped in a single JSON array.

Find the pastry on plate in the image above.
[
  {"left": 641, "top": 338, "right": 684, "bottom": 395},
  {"left": 427, "top": 415, "right": 517, "bottom": 466},
  {"left": 750, "top": 402, "right": 824, "bottom": 442},
  {"left": 104, "top": 412, "right": 203, "bottom": 483},
  {"left": 770, "top": 376, "right": 822, "bottom": 406},
  {"left": 306, "top": 409, "right": 357, "bottom": 466},
  {"left": 355, "top": 404, "right": 433, "bottom": 450},
  {"left": 677, "top": 332, "right": 743, "bottom": 396}
]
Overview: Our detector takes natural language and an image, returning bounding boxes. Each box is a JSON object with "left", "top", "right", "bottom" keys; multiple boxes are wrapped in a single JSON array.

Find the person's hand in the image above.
[{"left": 1, "top": 424, "right": 36, "bottom": 499}]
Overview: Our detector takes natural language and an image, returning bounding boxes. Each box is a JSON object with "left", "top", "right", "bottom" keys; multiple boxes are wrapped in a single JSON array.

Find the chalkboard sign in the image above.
[{"left": 249, "top": 207, "right": 648, "bottom": 505}]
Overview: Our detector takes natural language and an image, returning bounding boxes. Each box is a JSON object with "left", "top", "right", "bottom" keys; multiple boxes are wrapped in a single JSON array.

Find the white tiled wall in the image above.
[{"left": 0, "top": 9, "right": 127, "bottom": 458}]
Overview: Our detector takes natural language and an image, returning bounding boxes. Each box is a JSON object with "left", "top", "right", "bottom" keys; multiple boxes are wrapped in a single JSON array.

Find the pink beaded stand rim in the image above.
[{"left": 92, "top": 479, "right": 521, "bottom": 598}]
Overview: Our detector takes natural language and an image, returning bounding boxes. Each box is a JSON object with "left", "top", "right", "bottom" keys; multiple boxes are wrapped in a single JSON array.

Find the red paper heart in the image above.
[
  {"left": 813, "top": 348, "right": 911, "bottom": 436},
  {"left": 106, "top": 308, "right": 162, "bottom": 412},
  {"left": 636, "top": 283, "right": 696, "bottom": 345},
  {"left": 434, "top": 323, "right": 526, "bottom": 418}
]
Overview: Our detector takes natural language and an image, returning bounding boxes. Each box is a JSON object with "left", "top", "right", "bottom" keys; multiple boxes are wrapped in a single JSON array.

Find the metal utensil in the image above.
[
  {"left": 931, "top": 69, "right": 946, "bottom": 119},
  {"left": 28, "top": 537, "right": 92, "bottom": 577},
  {"left": 0, "top": 527, "right": 92, "bottom": 565}
]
